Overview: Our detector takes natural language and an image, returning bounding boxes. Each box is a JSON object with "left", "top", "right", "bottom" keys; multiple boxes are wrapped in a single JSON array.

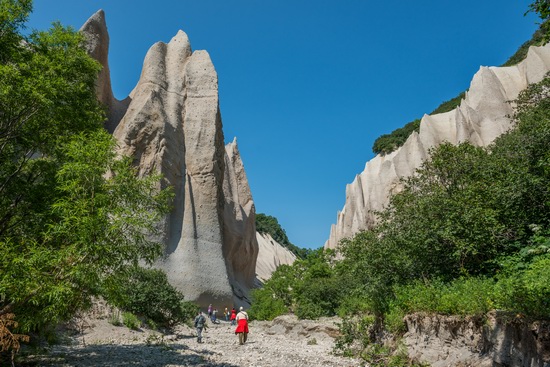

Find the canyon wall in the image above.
[
  {"left": 80, "top": 10, "right": 259, "bottom": 307},
  {"left": 326, "top": 42, "right": 550, "bottom": 250}
]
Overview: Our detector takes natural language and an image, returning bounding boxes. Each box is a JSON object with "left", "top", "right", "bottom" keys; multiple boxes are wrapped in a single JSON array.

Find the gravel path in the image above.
[{"left": 23, "top": 315, "right": 362, "bottom": 367}]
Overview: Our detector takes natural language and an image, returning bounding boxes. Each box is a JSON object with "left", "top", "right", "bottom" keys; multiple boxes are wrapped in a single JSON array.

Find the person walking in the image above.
[
  {"left": 234, "top": 306, "right": 249, "bottom": 345},
  {"left": 194, "top": 311, "right": 206, "bottom": 343},
  {"left": 230, "top": 307, "right": 237, "bottom": 326}
]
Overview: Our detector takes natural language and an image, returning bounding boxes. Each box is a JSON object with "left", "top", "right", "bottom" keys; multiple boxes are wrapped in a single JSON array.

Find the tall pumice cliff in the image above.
[
  {"left": 326, "top": 42, "right": 550, "bottom": 250},
  {"left": 80, "top": 10, "right": 258, "bottom": 307},
  {"left": 255, "top": 232, "right": 297, "bottom": 284}
]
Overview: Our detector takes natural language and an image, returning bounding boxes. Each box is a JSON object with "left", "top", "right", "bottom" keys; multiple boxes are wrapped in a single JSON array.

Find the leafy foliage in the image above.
[
  {"left": 250, "top": 249, "right": 344, "bottom": 320},
  {"left": 102, "top": 266, "right": 197, "bottom": 327},
  {"left": 527, "top": 1, "right": 550, "bottom": 44},
  {"left": 0, "top": 0, "right": 172, "bottom": 351},
  {"left": 429, "top": 92, "right": 466, "bottom": 115},
  {"left": 391, "top": 277, "right": 496, "bottom": 318},
  {"left": 122, "top": 312, "right": 141, "bottom": 330},
  {"left": 372, "top": 119, "right": 420, "bottom": 155},
  {"left": 255, "top": 213, "right": 309, "bottom": 258}
]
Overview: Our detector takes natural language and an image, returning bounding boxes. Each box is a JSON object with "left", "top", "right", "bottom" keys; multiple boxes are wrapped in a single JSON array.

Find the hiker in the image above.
[
  {"left": 224, "top": 307, "right": 229, "bottom": 321},
  {"left": 230, "top": 307, "right": 237, "bottom": 326},
  {"left": 212, "top": 308, "right": 218, "bottom": 323},
  {"left": 234, "top": 306, "right": 249, "bottom": 345},
  {"left": 207, "top": 304, "right": 213, "bottom": 319},
  {"left": 194, "top": 311, "right": 206, "bottom": 343}
]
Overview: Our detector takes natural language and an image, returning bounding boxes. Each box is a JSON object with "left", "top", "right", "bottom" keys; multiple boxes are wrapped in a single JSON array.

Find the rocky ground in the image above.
[{"left": 21, "top": 314, "right": 362, "bottom": 367}]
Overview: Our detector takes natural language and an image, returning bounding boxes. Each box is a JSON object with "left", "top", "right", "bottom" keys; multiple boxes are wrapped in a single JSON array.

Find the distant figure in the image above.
[
  {"left": 230, "top": 307, "right": 237, "bottom": 326},
  {"left": 212, "top": 308, "right": 218, "bottom": 323},
  {"left": 207, "top": 304, "right": 213, "bottom": 319},
  {"left": 224, "top": 307, "right": 229, "bottom": 321},
  {"left": 194, "top": 311, "right": 206, "bottom": 343},
  {"left": 234, "top": 306, "right": 249, "bottom": 345}
]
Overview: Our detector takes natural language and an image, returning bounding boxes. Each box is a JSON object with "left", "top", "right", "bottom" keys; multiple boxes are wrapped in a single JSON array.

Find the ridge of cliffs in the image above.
[
  {"left": 80, "top": 10, "right": 265, "bottom": 307},
  {"left": 325, "top": 42, "right": 550, "bottom": 250}
]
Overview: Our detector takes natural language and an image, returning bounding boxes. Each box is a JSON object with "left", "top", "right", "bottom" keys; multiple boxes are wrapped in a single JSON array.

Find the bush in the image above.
[
  {"left": 384, "top": 307, "right": 406, "bottom": 334},
  {"left": 102, "top": 266, "right": 197, "bottom": 327},
  {"left": 294, "top": 275, "right": 343, "bottom": 319},
  {"left": 122, "top": 312, "right": 140, "bottom": 330},
  {"left": 391, "top": 277, "right": 496, "bottom": 317},
  {"left": 334, "top": 314, "right": 376, "bottom": 357},
  {"left": 249, "top": 288, "right": 288, "bottom": 321},
  {"left": 495, "top": 254, "right": 550, "bottom": 318}
]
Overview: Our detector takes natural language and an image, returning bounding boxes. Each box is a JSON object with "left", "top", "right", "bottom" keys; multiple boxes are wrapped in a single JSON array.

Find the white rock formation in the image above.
[
  {"left": 81, "top": 10, "right": 259, "bottom": 308},
  {"left": 255, "top": 232, "right": 297, "bottom": 284},
  {"left": 223, "top": 138, "right": 259, "bottom": 303},
  {"left": 326, "top": 43, "right": 550, "bottom": 250}
]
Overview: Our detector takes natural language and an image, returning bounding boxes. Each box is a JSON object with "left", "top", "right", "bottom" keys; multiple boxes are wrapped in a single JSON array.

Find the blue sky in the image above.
[{"left": 29, "top": 1, "right": 539, "bottom": 249}]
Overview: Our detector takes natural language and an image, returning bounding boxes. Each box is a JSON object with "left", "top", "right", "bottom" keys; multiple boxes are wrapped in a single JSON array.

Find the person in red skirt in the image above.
[{"left": 234, "top": 306, "right": 249, "bottom": 345}]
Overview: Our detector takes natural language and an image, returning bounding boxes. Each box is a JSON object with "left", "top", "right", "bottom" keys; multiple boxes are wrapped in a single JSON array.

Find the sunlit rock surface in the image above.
[
  {"left": 255, "top": 232, "right": 297, "bottom": 284},
  {"left": 81, "top": 10, "right": 259, "bottom": 308},
  {"left": 325, "top": 43, "right": 550, "bottom": 250}
]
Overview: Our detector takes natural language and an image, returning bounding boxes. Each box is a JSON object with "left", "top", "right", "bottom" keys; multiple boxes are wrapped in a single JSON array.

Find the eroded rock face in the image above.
[
  {"left": 403, "top": 312, "right": 550, "bottom": 367},
  {"left": 326, "top": 43, "right": 550, "bottom": 250},
  {"left": 81, "top": 10, "right": 258, "bottom": 308},
  {"left": 255, "top": 232, "right": 297, "bottom": 284},
  {"left": 223, "top": 138, "right": 259, "bottom": 304},
  {"left": 80, "top": 10, "right": 129, "bottom": 133}
]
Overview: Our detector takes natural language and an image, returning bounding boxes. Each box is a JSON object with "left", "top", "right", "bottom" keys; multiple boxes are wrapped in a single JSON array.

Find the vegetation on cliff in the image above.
[
  {"left": 372, "top": 18, "right": 548, "bottom": 156},
  {"left": 256, "top": 213, "right": 309, "bottom": 258}
]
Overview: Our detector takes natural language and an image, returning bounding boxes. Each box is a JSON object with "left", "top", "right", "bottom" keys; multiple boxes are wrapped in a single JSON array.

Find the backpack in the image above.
[{"left": 195, "top": 314, "right": 205, "bottom": 327}]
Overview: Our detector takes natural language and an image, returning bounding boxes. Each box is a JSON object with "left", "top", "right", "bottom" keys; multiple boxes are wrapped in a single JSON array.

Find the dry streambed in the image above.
[{"left": 23, "top": 315, "right": 361, "bottom": 367}]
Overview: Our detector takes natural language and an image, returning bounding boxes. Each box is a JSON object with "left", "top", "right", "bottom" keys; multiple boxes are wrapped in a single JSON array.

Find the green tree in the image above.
[
  {"left": 0, "top": 0, "right": 172, "bottom": 338},
  {"left": 250, "top": 263, "right": 297, "bottom": 320}
]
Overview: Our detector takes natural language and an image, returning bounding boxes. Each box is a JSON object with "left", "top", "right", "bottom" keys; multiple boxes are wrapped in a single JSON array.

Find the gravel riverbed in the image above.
[{"left": 23, "top": 314, "right": 361, "bottom": 367}]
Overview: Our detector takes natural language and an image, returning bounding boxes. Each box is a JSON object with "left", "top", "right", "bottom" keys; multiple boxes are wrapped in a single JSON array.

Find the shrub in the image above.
[
  {"left": 102, "top": 266, "right": 197, "bottom": 327},
  {"left": 495, "top": 254, "right": 550, "bottom": 318},
  {"left": 391, "top": 277, "right": 496, "bottom": 317},
  {"left": 384, "top": 307, "right": 406, "bottom": 334},
  {"left": 334, "top": 314, "right": 376, "bottom": 357},
  {"left": 122, "top": 312, "right": 140, "bottom": 330},
  {"left": 249, "top": 289, "right": 288, "bottom": 321}
]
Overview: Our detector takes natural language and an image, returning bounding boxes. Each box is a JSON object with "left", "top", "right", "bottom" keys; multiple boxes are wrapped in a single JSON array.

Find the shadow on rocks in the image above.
[{"left": 19, "top": 343, "right": 240, "bottom": 367}]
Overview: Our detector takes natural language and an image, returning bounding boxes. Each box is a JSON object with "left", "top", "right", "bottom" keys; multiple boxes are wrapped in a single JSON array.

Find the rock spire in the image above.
[{"left": 81, "top": 10, "right": 259, "bottom": 307}]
